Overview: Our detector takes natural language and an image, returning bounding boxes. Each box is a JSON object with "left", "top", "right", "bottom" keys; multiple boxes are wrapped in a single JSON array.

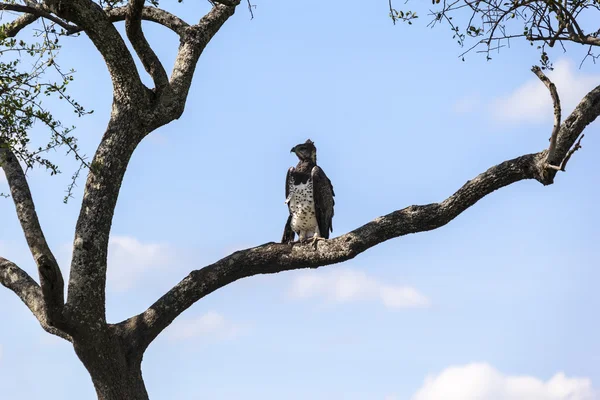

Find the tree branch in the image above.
[
  {"left": 0, "top": 143, "right": 67, "bottom": 329},
  {"left": 44, "top": 0, "right": 147, "bottom": 103},
  {"left": 0, "top": 257, "right": 71, "bottom": 342},
  {"left": 118, "top": 152, "right": 542, "bottom": 351},
  {"left": 119, "top": 81, "right": 600, "bottom": 353},
  {"left": 166, "top": 2, "right": 239, "bottom": 118},
  {"left": 531, "top": 66, "right": 561, "bottom": 165},
  {"left": 124, "top": 0, "right": 169, "bottom": 92},
  {"left": 103, "top": 6, "right": 189, "bottom": 35},
  {"left": 1, "top": 13, "right": 39, "bottom": 37},
  {"left": 0, "top": 2, "right": 79, "bottom": 34}
]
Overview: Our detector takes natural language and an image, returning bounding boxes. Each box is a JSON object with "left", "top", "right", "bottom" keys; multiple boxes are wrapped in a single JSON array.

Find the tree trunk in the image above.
[{"left": 74, "top": 335, "right": 149, "bottom": 400}]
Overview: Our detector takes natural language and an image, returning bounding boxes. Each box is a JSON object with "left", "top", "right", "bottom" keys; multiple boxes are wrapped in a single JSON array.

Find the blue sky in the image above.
[{"left": 1, "top": 1, "right": 599, "bottom": 399}]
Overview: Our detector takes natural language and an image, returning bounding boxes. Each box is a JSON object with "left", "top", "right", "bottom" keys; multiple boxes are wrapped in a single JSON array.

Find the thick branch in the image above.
[
  {"left": 119, "top": 81, "right": 600, "bottom": 353},
  {"left": 125, "top": 0, "right": 169, "bottom": 92},
  {"left": 166, "top": 3, "right": 238, "bottom": 118},
  {"left": 0, "top": 257, "right": 71, "bottom": 341},
  {"left": 0, "top": 144, "right": 66, "bottom": 329},
  {"left": 66, "top": 113, "right": 146, "bottom": 328},
  {"left": 44, "top": 0, "right": 146, "bottom": 103},
  {"left": 531, "top": 66, "right": 561, "bottom": 164},
  {"left": 118, "top": 152, "right": 542, "bottom": 351}
]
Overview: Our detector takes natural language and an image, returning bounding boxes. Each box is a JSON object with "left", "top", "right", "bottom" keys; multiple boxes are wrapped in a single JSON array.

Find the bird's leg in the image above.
[
  {"left": 298, "top": 231, "right": 307, "bottom": 243},
  {"left": 310, "top": 235, "right": 325, "bottom": 249}
]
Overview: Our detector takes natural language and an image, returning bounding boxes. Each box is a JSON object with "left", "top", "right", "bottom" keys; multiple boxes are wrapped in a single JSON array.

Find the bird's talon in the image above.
[{"left": 311, "top": 236, "right": 325, "bottom": 250}]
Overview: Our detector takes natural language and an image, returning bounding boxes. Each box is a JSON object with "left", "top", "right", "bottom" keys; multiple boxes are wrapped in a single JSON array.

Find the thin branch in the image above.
[
  {"left": 0, "top": 2, "right": 79, "bottom": 33},
  {"left": 546, "top": 133, "right": 585, "bottom": 171},
  {"left": 246, "top": 0, "right": 255, "bottom": 19},
  {"left": 2, "top": 13, "right": 39, "bottom": 37},
  {"left": 101, "top": 6, "right": 189, "bottom": 35},
  {"left": 0, "top": 257, "right": 71, "bottom": 341},
  {"left": 125, "top": 0, "right": 169, "bottom": 92},
  {"left": 531, "top": 65, "right": 561, "bottom": 165},
  {"left": 0, "top": 142, "right": 67, "bottom": 329}
]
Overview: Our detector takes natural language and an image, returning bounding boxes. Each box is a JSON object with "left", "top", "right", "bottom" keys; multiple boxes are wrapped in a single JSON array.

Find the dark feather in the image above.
[
  {"left": 282, "top": 167, "right": 296, "bottom": 243},
  {"left": 281, "top": 215, "right": 295, "bottom": 244},
  {"left": 311, "top": 166, "right": 335, "bottom": 239}
]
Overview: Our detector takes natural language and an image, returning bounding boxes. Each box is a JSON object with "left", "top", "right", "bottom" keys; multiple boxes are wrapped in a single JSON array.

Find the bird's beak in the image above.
[{"left": 290, "top": 146, "right": 296, "bottom": 153}]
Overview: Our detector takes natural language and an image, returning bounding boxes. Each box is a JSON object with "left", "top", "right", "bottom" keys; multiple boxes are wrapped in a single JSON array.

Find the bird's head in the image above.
[{"left": 291, "top": 139, "right": 317, "bottom": 163}]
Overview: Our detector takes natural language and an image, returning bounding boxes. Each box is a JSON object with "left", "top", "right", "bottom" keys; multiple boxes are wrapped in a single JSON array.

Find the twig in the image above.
[
  {"left": 546, "top": 134, "right": 584, "bottom": 172},
  {"left": 247, "top": 0, "right": 255, "bottom": 19},
  {"left": 531, "top": 65, "right": 561, "bottom": 164}
]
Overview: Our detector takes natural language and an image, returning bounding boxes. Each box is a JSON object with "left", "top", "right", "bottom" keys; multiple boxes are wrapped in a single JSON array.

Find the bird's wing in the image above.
[
  {"left": 311, "top": 166, "right": 335, "bottom": 239},
  {"left": 285, "top": 167, "right": 294, "bottom": 206},
  {"left": 282, "top": 167, "right": 296, "bottom": 243}
]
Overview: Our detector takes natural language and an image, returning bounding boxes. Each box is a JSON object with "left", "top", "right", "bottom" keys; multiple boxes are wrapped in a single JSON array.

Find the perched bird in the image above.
[{"left": 282, "top": 139, "right": 335, "bottom": 246}]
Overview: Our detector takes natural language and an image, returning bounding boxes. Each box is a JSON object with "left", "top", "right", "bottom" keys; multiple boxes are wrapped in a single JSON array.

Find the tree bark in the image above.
[{"left": 74, "top": 332, "right": 148, "bottom": 400}]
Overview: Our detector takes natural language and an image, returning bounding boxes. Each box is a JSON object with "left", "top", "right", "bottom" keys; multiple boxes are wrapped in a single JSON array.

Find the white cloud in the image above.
[
  {"left": 107, "top": 235, "right": 174, "bottom": 291},
  {"left": 491, "top": 59, "right": 600, "bottom": 123},
  {"left": 167, "top": 311, "right": 243, "bottom": 341},
  {"left": 412, "top": 363, "right": 596, "bottom": 400},
  {"left": 289, "top": 269, "right": 430, "bottom": 309}
]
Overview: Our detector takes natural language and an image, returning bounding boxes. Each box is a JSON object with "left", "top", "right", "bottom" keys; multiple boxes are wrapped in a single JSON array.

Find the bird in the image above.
[{"left": 282, "top": 139, "right": 335, "bottom": 247}]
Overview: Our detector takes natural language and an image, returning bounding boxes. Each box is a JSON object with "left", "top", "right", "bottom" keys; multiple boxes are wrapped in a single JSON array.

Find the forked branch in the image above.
[
  {"left": 168, "top": 3, "right": 239, "bottom": 109},
  {"left": 0, "top": 143, "right": 66, "bottom": 329},
  {"left": 531, "top": 66, "right": 561, "bottom": 165},
  {"left": 125, "top": 0, "right": 169, "bottom": 92},
  {"left": 0, "top": 257, "right": 71, "bottom": 341}
]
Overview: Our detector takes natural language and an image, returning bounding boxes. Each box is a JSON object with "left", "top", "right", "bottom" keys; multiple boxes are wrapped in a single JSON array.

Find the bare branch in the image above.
[
  {"left": 124, "top": 0, "right": 169, "bottom": 92},
  {"left": 531, "top": 66, "right": 561, "bottom": 164},
  {"left": 0, "top": 257, "right": 71, "bottom": 342},
  {"left": 118, "top": 152, "right": 543, "bottom": 351},
  {"left": 0, "top": 2, "right": 78, "bottom": 33},
  {"left": 43, "top": 0, "right": 147, "bottom": 102},
  {"left": 2, "top": 13, "right": 39, "bottom": 37},
  {"left": 118, "top": 81, "right": 600, "bottom": 352},
  {"left": 102, "top": 6, "right": 189, "bottom": 35},
  {"left": 0, "top": 143, "right": 66, "bottom": 329},
  {"left": 547, "top": 133, "right": 585, "bottom": 172},
  {"left": 167, "top": 2, "right": 239, "bottom": 118}
]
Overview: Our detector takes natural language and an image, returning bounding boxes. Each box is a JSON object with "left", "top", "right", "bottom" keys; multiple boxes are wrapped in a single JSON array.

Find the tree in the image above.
[{"left": 0, "top": 1, "right": 598, "bottom": 399}]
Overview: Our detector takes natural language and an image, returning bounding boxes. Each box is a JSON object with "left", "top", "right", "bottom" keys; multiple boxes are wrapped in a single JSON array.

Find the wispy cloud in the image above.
[
  {"left": 289, "top": 269, "right": 430, "bottom": 309},
  {"left": 412, "top": 363, "right": 596, "bottom": 400},
  {"left": 167, "top": 311, "right": 244, "bottom": 341},
  {"left": 491, "top": 59, "right": 600, "bottom": 124},
  {"left": 106, "top": 235, "right": 174, "bottom": 291}
]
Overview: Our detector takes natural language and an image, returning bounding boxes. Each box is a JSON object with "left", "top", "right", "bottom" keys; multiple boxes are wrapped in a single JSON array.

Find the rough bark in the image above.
[
  {"left": 73, "top": 328, "right": 148, "bottom": 400},
  {"left": 0, "top": 257, "right": 71, "bottom": 341},
  {"left": 65, "top": 109, "right": 148, "bottom": 328},
  {"left": 0, "top": 143, "right": 67, "bottom": 330},
  {"left": 1, "top": 1, "right": 599, "bottom": 399}
]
